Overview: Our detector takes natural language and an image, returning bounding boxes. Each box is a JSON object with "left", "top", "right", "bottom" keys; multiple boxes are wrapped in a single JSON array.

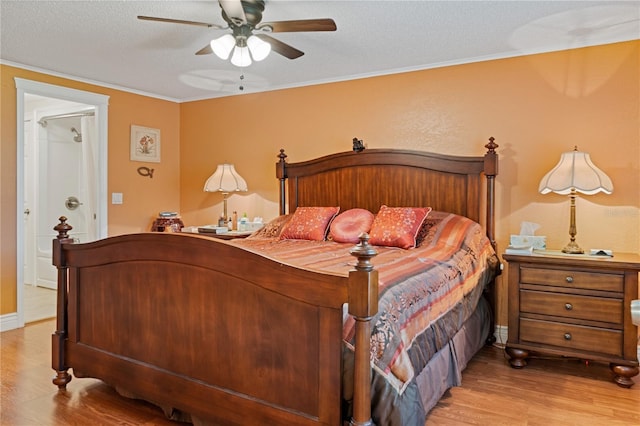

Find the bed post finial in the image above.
[
  {"left": 276, "top": 149, "right": 288, "bottom": 215},
  {"left": 484, "top": 137, "right": 499, "bottom": 179},
  {"left": 348, "top": 233, "right": 378, "bottom": 426},
  {"left": 350, "top": 233, "right": 377, "bottom": 272},
  {"left": 485, "top": 136, "right": 498, "bottom": 155},
  {"left": 54, "top": 216, "right": 73, "bottom": 240}
]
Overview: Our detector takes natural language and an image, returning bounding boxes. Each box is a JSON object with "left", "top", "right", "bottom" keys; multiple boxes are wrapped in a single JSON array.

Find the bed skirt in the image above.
[{"left": 343, "top": 295, "right": 491, "bottom": 426}]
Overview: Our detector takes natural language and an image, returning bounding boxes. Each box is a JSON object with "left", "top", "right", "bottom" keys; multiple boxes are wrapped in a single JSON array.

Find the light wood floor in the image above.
[{"left": 1, "top": 319, "right": 638, "bottom": 425}]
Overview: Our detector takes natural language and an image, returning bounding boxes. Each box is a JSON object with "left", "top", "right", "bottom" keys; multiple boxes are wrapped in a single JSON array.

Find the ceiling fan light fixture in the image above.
[
  {"left": 230, "top": 45, "right": 252, "bottom": 67},
  {"left": 247, "top": 35, "right": 271, "bottom": 61},
  {"left": 210, "top": 34, "right": 235, "bottom": 60}
]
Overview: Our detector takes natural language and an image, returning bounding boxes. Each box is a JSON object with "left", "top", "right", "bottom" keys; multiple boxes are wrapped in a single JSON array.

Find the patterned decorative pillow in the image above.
[
  {"left": 414, "top": 210, "right": 449, "bottom": 247},
  {"left": 247, "top": 214, "right": 291, "bottom": 240},
  {"left": 279, "top": 207, "right": 340, "bottom": 241},
  {"left": 328, "top": 208, "right": 375, "bottom": 244},
  {"left": 369, "top": 205, "right": 432, "bottom": 249}
]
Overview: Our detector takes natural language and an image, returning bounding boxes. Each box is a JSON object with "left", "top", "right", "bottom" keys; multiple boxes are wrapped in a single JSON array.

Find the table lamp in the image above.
[
  {"left": 203, "top": 164, "right": 248, "bottom": 221},
  {"left": 538, "top": 147, "right": 613, "bottom": 254}
]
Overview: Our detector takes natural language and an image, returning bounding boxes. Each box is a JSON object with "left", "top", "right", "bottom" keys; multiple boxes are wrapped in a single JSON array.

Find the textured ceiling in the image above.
[{"left": 1, "top": 1, "right": 638, "bottom": 102}]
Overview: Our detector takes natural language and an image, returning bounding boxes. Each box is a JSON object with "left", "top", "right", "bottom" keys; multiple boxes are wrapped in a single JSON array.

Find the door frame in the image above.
[{"left": 15, "top": 78, "right": 109, "bottom": 327}]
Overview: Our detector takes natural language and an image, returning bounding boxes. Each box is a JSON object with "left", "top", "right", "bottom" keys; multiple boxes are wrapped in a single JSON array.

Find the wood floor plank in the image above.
[
  {"left": 1, "top": 319, "right": 638, "bottom": 425},
  {"left": 428, "top": 343, "right": 640, "bottom": 425}
]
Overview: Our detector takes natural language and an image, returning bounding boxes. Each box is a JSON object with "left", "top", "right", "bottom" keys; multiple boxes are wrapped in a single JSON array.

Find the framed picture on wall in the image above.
[{"left": 130, "top": 125, "right": 161, "bottom": 163}]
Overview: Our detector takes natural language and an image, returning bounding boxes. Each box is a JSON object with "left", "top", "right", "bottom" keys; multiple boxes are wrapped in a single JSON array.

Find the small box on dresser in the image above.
[{"left": 503, "top": 251, "right": 640, "bottom": 388}]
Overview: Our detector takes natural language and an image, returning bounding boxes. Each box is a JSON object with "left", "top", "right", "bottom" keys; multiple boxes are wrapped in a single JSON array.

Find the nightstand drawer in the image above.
[
  {"left": 520, "top": 267, "right": 623, "bottom": 292},
  {"left": 520, "top": 290, "right": 623, "bottom": 324},
  {"left": 520, "top": 318, "right": 622, "bottom": 357}
]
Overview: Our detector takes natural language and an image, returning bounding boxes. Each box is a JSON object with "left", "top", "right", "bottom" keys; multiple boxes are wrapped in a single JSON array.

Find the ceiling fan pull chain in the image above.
[{"left": 239, "top": 73, "right": 245, "bottom": 91}]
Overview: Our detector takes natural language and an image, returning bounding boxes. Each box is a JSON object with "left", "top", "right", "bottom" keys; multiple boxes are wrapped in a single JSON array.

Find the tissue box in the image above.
[
  {"left": 510, "top": 235, "right": 546, "bottom": 250},
  {"left": 246, "top": 221, "right": 264, "bottom": 231}
]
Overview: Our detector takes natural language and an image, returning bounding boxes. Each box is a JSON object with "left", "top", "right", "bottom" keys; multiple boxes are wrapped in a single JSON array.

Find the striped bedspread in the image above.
[{"left": 234, "top": 212, "right": 497, "bottom": 394}]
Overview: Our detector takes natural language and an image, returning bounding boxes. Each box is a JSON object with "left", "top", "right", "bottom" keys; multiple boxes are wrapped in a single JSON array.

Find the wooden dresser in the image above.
[{"left": 503, "top": 251, "right": 640, "bottom": 387}]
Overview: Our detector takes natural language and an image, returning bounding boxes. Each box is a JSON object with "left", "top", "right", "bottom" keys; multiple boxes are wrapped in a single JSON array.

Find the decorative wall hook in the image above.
[{"left": 137, "top": 166, "right": 154, "bottom": 178}]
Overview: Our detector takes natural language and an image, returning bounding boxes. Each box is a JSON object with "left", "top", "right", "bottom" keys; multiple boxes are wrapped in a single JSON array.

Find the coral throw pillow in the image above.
[
  {"left": 279, "top": 207, "right": 340, "bottom": 241},
  {"left": 369, "top": 206, "right": 432, "bottom": 249},
  {"left": 329, "top": 208, "right": 375, "bottom": 244}
]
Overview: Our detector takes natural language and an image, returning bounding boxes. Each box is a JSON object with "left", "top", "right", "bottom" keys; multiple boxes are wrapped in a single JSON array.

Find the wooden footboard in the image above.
[{"left": 52, "top": 218, "right": 378, "bottom": 425}]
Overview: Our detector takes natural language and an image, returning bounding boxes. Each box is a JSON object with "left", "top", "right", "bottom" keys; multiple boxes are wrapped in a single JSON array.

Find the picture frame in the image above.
[{"left": 130, "top": 125, "right": 161, "bottom": 163}]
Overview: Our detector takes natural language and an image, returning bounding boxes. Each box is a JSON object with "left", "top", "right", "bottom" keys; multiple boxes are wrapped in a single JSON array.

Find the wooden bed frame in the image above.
[{"left": 52, "top": 138, "right": 499, "bottom": 426}]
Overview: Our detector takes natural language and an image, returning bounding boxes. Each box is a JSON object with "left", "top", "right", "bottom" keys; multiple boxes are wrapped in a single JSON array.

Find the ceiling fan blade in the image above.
[
  {"left": 256, "top": 34, "right": 304, "bottom": 60},
  {"left": 137, "top": 15, "right": 222, "bottom": 29},
  {"left": 195, "top": 44, "right": 213, "bottom": 55},
  {"left": 219, "top": 0, "right": 247, "bottom": 25},
  {"left": 258, "top": 18, "right": 336, "bottom": 33}
]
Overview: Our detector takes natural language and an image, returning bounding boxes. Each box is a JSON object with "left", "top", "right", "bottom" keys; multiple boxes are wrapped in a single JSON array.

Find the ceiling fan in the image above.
[{"left": 138, "top": 0, "right": 337, "bottom": 67}]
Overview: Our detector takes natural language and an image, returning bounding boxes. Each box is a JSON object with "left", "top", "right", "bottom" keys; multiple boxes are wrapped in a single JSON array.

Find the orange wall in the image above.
[
  {"left": 1, "top": 65, "right": 180, "bottom": 315},
  {"left": 2, "top": 41, "right": 638, "bottom": 325},
  {"left": 180, "top": 41, "right": 639, "bottom": 326}
]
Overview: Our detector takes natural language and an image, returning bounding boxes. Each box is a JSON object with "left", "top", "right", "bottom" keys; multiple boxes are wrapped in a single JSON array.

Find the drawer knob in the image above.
[
  {"left": 565, "top": 303, "right": 573, "bottom": 310},
  {"left": 565, "top": 276, "right": 574, "bottom": 283},
  {"left": 564, "top": 333, "right": 572, "bottom": 341}
]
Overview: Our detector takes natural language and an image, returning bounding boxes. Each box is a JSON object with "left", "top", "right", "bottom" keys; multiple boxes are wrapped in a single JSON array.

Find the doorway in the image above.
[{"left": 15, "top": 78, "right": 109, "bottom": 326}]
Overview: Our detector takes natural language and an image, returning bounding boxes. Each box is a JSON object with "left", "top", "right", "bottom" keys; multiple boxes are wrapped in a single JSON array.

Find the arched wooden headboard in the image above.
[{"left": 277, "top": 137, "right": 499, "bottom": 248}]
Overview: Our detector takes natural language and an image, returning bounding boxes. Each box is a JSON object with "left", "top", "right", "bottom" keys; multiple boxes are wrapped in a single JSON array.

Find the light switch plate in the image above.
[{"left": 112, "top": 192, "right": 123, "bottom": 204}]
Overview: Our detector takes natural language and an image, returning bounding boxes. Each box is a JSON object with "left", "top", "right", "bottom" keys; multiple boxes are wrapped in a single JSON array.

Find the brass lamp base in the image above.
[
  {"left": 562, "top": 240, "right": 584, "bottom": 254},
  {"left": 562, "top": 190, "right": 583, "bottom": 254}
]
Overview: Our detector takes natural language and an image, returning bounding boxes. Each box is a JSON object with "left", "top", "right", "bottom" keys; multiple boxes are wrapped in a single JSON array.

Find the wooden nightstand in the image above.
[{"left": 503, "top": 251, "right": 640, "bottom": 388}]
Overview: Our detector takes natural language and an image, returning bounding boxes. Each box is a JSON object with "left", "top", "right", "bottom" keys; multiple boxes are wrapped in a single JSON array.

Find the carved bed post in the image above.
[
  {"left": 348, "top": 234, "right": 379, "bottom": 426},
  {"left": 51, "top": 216, "right": 74, "bottom": 389},
  {"left": 483, "top": 138, "right": 499, "bottom": 345},
  {"left": 276, "top": 149, "right": 288, "bottom": 215},
  {"left": 483, "top": 137, "right": 499, "bottom": 251}
]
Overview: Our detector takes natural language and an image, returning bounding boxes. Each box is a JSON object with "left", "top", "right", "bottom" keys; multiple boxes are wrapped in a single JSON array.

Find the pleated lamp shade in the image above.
[
  {"left": 204, "top": 164, "right": 248, "bottom": 193},
  {"left": 538, "top": 148, "right": 612, "bottom": 195}
]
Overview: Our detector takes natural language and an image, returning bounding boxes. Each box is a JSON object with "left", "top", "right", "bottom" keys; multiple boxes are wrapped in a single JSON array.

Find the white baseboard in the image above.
[
  {"left": 495, "top": 325, "right": 640, "bottom": 363},
  {"left": 0, "top": 312, "right": 19, "bottom": 332}
]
